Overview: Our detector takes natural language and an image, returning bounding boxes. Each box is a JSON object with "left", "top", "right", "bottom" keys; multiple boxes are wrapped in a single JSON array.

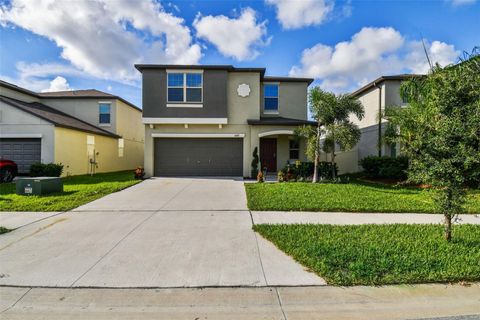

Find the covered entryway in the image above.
[
  {"left": 154, "top": 138, "right": 243, "bottom": 176},
  {"left": 0, "top": 138, "right": 41, "bottom": 173},
  {"left": 260, "top": 138, "right": 277, "bottom": 172}
]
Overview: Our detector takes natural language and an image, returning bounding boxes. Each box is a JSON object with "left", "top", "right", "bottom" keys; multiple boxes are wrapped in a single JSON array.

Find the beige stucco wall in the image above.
[
  {"left": 0, "top": 101, "right": 55, "bottom": 163},
  {"left": 261, "top": 82, "right": 308, "bottom": 120},
  {"left": 227, "top": 72, "right": 261, "bottom": 124},
  {"left": 351, "top": 84, "right": 384, "bottom": 129},
  {"left": 0, "top": 86, "right": 40, "bottom": 103},
  {"left": 54, "top": 127, "right": 141, "bottom": 176},
  {"left": 116, "top": 100, "right": 144, "bottom": 169},
  {"left": 384, "top": 80, "right": 405, "bottom": 107},
  {"left": 41, "top": 98, "right": 118, "bottom": 134},
  {"left": 320, "top": 147, "right": 359, "bottom": 174},
  {"left": 54, "top": 127, "right": 89, "bottom": 176}
]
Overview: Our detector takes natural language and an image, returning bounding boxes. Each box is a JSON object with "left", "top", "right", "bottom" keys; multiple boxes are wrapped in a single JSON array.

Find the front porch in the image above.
[{"left": 258, "top": 130, "right": 307, "bottom": 174}]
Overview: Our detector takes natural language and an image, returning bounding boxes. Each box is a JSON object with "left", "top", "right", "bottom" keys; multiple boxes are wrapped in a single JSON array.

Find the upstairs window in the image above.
[
  {"left": 289, "top": 140, "right": 300, "bottom": 159},
  {"left": 167, "top": 72, "right": 203, "bottom": 103},
  {"left": 264, "top": 84, "right": 278, "bottom": 112},
  {"left": 99, "top": 103, "right": 111, "bottom": 124}
]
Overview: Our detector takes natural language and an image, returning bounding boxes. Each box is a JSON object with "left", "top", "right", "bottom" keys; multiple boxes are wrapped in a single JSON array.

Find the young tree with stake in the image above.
[{"left": 383, "top": 50, "right": 480, "bottom": 241}]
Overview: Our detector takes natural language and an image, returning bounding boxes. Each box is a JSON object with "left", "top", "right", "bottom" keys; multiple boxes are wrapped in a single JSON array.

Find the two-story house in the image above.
[
  {"left": 0, "top": 80, "right": 144, "bottom": 176},
  {"left": 328, "top": 74, "right": 421, "bottom": 174},
  {"left": 135, "top": 64, "right": 314, "bottom": 177}
]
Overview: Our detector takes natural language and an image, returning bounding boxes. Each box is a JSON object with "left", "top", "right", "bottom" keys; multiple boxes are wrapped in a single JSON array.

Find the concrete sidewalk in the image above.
[
  {"left": 252, "top": 211, "right": 480, "bottom": 225},
  {"left": 1, "top": 284, "right": 479, "bottom": 319}
]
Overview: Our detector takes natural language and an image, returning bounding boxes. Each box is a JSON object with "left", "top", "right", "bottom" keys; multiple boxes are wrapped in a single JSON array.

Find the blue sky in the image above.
[{"left": 0, "top": 0, "right": 478, "bottom": 107}]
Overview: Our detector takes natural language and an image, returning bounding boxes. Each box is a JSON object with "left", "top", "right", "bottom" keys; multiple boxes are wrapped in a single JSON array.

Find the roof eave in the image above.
[{"left": 350, "top": 74, "right": 424, "bottom": 97}]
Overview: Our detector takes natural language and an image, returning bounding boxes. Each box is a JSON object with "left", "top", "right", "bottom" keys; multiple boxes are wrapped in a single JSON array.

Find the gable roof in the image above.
[
  {"left": 0, "top": 96, "right": 120, "bottom": 138},
  {"left": 38, "top": 89, "right": 141, "bottom": 112},
  {"left": 0, "top": 79, "right": 38, "bottom": 98},
  {"left": 0, "top": 79, "right": 140, "bottom": 112},
  {"left": 38, "top": 89, "right": 114, "bottom": 98},
  {"left": 350, "top": 74, "right": 424, "bottom": 97}
]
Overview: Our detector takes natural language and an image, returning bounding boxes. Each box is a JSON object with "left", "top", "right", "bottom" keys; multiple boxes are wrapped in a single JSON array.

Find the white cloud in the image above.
[
  {"left": 289, "top": 27, "right": 459, "bottom": 92},
  {"left": 266, "top": 0, "right": 334, "bottom": 29},
  {"left": 0, "top": 0, "right": 201, "bottom": 83},
  {"left": 450, "top": 0, "right": 477, "bottom": 6},
  {"left": 15, "top": 62, "right": 85, "bottom": 81},
  {"left": 41, "top": 76, "right": 71, "bottom": 92},
  {"left": 193, "top": 8, "right": 270, "bottom": 61},
  {"left": 404, "top": 40, "right": 458, "bottom": 74}
]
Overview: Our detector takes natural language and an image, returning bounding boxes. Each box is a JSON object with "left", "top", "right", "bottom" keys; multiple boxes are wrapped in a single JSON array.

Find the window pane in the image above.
[
  {"left": 186, "top": 73, "right": 202, "bottom": 87},
  {"left": 168, "top": 73, "right": 184, "bottom": 87},
  {"left": 264, "top": 97, "right": 278, "bottom": 110},
  {"left": 99, "top": 104, "right": 110, "bottom": 114},
  {"left": 289, "top": 140, "right": 299, "bottom": 149},
  {"left": 186, "top": 88, "right": 202, "bottom": 102},
  {"left": 289, "top": 150, "right": 299, "bottom": 159},
  {"left": 264, "top": 84, "right": 278, "bottom": 97},
  {"left": 168, "top": 88, "right": 184, "bottom": 102},
  {"left": 99, "top": 113, "right": 110, "bottom": 124}
]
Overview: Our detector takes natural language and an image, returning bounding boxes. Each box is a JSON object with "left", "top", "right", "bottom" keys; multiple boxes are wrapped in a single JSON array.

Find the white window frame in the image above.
[
  {"left": 166, "top": 70, "right": 203, "bottom": 107},
  {"left": 98, "top": 101, "right": 111, "bottom": 126},
  {"left": 263, "top": 82, "right": 279, "bottom": 114}
]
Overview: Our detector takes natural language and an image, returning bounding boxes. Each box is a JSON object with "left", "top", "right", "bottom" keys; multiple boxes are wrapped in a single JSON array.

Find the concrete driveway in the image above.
[{"left": 0, "top": 177, "right": 324, "bottom": 288}]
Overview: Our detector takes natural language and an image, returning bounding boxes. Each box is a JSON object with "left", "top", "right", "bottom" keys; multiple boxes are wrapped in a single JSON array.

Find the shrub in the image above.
[
  {"left": 251, "top": 147, "right": 259, "bottom": 178},
  {"left": 359, "top": 156, "right": 408, "bottom": 179},
  {"left": 29, "top": 162, "right": 64, "bottom": 177},
  {"left": 281, "top": 161, "right": 338, "bottom": 181}
]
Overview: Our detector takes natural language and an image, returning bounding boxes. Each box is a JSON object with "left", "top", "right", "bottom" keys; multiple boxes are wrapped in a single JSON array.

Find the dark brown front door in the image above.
[{"left": 260, "top": 138, "right": 277, "bottom": 172}]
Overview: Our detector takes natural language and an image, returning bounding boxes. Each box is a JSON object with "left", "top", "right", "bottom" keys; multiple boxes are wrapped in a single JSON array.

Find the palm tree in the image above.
[{"left": 306, "top": 87, "right": 364, "bottom": 180}]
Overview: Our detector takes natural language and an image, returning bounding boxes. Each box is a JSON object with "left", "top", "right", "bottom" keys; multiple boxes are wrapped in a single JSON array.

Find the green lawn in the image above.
[
  {"left": 0, "top": 226, "right": 10, "bottom": 234},
  {"left": 245, "top": 181, "right": 480, "bottom": 213},
  {"left": 0, "top": 171, "right": 140, "bottom": 212},
  {"left": 254, "top": 224, "right": 480, "bottom": 286}
]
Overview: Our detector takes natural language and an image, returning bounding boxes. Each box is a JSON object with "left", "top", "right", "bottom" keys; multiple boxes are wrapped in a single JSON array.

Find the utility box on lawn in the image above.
[{"left": 16, "top": 177, "right": 63, "bottom": 195}]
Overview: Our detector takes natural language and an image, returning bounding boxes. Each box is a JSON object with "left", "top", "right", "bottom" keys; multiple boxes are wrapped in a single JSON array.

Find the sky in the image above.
[{"left": 0, "top": 0, "right": 479, "bottom": 107}]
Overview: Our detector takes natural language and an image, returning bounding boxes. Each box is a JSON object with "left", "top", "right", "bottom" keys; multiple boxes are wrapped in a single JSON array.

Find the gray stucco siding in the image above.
[{"left": 142, "top": 69, "right": 228, "bottom": 119}]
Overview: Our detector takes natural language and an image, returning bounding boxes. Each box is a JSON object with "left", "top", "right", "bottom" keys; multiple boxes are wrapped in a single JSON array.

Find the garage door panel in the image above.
[
  {"left": 0, "top": 138, "right": 41, "bottom": 173},
  {"left": 154, "top": 138, "right": 243, "bottom": 176}
]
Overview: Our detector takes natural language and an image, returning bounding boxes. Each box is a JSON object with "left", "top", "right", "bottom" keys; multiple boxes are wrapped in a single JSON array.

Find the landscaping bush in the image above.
[
  {"left": 359, "top": 156, "right": 408, "bottom": 180},
  {"left": 29, "top": 162, "right": 64, "bottom": 177},
  {"left": 280, "top": 161, "right": 338, "bottom": 181}
]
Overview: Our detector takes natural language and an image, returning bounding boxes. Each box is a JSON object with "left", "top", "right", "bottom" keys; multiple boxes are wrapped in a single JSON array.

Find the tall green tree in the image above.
[
  {"left": 296, "top": 87, "right": 364, "bottom": 182},
  {"left": 383, "top": 50, "right": 480, "bottom": 241}
]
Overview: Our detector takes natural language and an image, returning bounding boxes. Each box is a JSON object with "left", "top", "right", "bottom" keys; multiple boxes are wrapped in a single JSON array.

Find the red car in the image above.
[{"left": 0, "top": 159, "right": 18, "bottom": 183}]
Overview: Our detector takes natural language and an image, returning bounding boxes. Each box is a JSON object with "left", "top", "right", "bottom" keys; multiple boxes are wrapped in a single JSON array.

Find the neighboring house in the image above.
[
  {"left": 0, "top": 80, "right": 144, "bottom": 176},
  {"left": 329, "top": 74, "right": 421, "bottom": 174},
  {"left": 135, "top": 64, "right": 314, "bottom": 177}
]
